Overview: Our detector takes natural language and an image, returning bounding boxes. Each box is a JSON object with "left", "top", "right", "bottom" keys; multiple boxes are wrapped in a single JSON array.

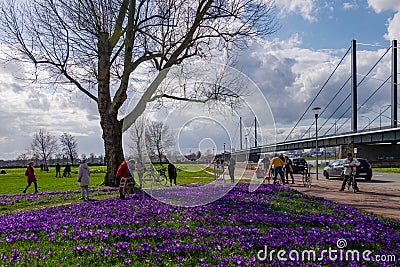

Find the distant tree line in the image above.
[
  {"left": 3, "top": 129, "right": 102, "bottom": 168},
  {"left": 0, "top": 0, "right": 278, "bottom": 185}
]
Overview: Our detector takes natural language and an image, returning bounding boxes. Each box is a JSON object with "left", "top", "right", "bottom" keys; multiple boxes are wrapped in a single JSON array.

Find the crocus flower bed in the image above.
[
  {"left": 0, "top": 188, "right": 118, "bottom": 212},
  {"left": 0, "top": 183, "right": 398, "bottom": 266}
]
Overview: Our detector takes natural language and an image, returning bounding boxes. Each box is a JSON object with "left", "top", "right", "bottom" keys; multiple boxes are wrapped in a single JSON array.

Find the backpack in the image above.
[{"left": 25, "top": 169, "right": 28, "bottom": 176}]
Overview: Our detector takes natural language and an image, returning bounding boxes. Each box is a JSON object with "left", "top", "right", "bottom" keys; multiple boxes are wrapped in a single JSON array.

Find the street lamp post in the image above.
[
  {"left": 312, "top": 107, "right": 321, "bottom": 180},
  {"left": 223, "top": 142, "right": 226, "bottom": 161},
  {"left": 360, "top": 115, "right": 370, "bottom": 131}
]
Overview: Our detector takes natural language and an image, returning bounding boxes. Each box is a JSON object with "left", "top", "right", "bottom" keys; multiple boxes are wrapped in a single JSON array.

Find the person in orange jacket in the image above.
[{"left": 268, "top": 154, "right": 285, "bottom": 184}]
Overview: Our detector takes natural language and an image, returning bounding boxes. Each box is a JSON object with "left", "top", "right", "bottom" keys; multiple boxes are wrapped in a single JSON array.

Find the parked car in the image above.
[
  {"left": 323, "top": 158, "right": 373, "bottom": 181},
  {"left": 291, "top": 157, "right": 308, "bottom": 174},
  {"left": 323, "top": 159, "right": 345, "bottom": 179}
]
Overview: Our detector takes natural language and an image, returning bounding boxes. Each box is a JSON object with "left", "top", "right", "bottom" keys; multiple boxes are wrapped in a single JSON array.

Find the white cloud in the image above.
[
  {"left": 0, "top": 54, "right": 103, "bottom": 160},
  {"left": 384, "top": 12, "right": 400, "bottom": 41},
  {"left": 238, "top": 36, "right": 336, "bottom": 121},
  {"left": 274, "top": 0, "right": 318, "bottom": 22},
  {"left": 367, "top": 0, "right": 400, "bottom": 13},
  {"left": 343, "top": 1, "right": 358, "bottom": 10},
  {"left": 234, "top": 34, "right": 393, "bottom": 142},
  {"left": 368, "top": 0, "right": 400, "bottom": 41}
]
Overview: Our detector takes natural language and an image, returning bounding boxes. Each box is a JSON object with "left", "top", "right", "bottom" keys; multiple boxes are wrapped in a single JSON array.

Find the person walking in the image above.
[
  {"left": 284, "top": 155, "right": 295, "bottom": 184},
  {"left": 268, "top": 154, "right": 285, "bottom": 184},
  {"left": 228, "top": 156, "right": 236, "bottom": 183},
  {"left": 64, "top": 163, "right": 71, "bottom": 177},
  {"left": 55, "top": 163, "right": 61, "bottom": 178},
  {"left": 339, "top": 153, "right": 360, "bottom": 192},
  {"left": 77, "top": 159, "right": 90, "bottom": 200},
  {"left": 168, "top": 161, "right": 177, "bottom": 186},
  {"left": 23, "top": 161, "right": 38, "bottom": 194}
]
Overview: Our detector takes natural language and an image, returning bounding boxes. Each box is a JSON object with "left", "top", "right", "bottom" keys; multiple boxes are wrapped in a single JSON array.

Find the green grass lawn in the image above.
[
  {"left": 0, "top": 164, "right": 238, "bottom": 213},
  {"left": 0, "top": 183, "right": 398, "bottom": 266},
  {"left": 0, "top": 164, "right": 216, "bottom": 195},
  {"left": 373, "top": 167, "right": 400, "bottom": 173},
  {"left": 0, "top": 166, "right": 107, "bottom": 195},
  {"left": 1, "top": 166, "right": 399, "bottom": 266},
  {"left": 140, "top": 163, "right": 215, "bottom": 188}
]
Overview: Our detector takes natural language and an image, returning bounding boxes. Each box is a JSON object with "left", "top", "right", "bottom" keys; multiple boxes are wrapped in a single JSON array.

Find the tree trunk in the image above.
[
  {"left": 101, "top": 112, "right": 124, "bottom": 186},
  {"left": 70, "top": 154, "right": 74, "bottom": 166},
  {"left": 98, "top": 31, "right": 124, "bottom": 186}
]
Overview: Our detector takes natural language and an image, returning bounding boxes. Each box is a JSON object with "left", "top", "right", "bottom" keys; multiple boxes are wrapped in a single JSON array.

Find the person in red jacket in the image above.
[
  {"left": 23, "top": 161, "right": 38, "bottom": 194},
  {"left": 116, "top": 160, "right": 135, "bottom": 199}
]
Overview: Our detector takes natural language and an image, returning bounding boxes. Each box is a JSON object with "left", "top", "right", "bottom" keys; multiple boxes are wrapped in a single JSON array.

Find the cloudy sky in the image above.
[{"left": 1, "top": 0, "right": 399, "bottom": 160}]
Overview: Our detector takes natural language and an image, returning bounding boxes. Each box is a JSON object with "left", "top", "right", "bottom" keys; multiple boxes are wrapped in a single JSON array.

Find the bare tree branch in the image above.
[{"left": 0, "top": 0, "right": 278, "bottom": 185}]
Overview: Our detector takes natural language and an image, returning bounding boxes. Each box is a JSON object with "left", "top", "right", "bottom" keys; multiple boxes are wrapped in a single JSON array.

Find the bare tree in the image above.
[
  {"left": 60, "top": 133, "right": 79, "bottom": 166},
  {"left": 127, "top": 116, "right": 146, "bottom": 161},
  {"left": 54, "top": 153, "right": 63, "bottom": 162},
  {"left": 31, "top": 129, "right": 58, "bottom": 169},
  {"left": 0, "top": 0, "right": 277, "bottom": 185},
  {"left": 17, "top": 153, "right": 29, "bottom": 166},
  {"left": 145, "top": 121, "right": 173, "bottom": 164},
  {"left": 89, "top": 153, "right": 95, "bottom": 163}
]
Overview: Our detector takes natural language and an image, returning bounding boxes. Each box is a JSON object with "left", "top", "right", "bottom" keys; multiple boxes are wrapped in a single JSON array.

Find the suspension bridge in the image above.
[{"left": 232, "top": 39, "right": 399, "bottom": 163}]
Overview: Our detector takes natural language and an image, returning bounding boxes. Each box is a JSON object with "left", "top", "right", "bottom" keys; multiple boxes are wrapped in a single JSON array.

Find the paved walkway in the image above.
[
  {"left": 220, "top": 165, "right": 399, "bottom": 220},
  {"left": 281, "top": 173, "right": 400, "bottom": 220}
]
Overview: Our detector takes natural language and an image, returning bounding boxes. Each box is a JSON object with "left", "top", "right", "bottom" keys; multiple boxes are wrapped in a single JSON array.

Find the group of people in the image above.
[
  {"left": 266, "top": 152, "right": 361, "bottom": 192},
  {"left": 21, "top": 158, "right": 178, "bottom": 200},
  {"left": 267, "top": 154, "right": 295, "bottom": 185},
  {"left": 55, "top": 163, "right": 71, "bottom": 178},
  {"left": 212, "top": 157, "right": 237, "bottom": 183},
  {"left": 22, "top": 152, "right": 361, "bottom": 199},
  {"left": 115, "top": 158, "right": 177, "bottom": 199},
  {"left": 22, "top": 160, "right": 90, "bottom": 200}
]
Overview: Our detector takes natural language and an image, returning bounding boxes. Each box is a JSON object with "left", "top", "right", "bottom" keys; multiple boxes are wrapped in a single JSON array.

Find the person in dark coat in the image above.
[
  {"left": 64, "top": 163, "right": 71, "bottom": 177},
  {"left": 228, "top": 156, "right": 236, "bottom": 183},
  {"left": 168, "top": 161, "right": 177, "bottom": 186},
  {"left": 284, "top": 155, "right": 295, "bottom": 184},
  {"left": 55, "top": 163, "right": 61, "bottom": 178},
  {"left": 23, "top": 161, "right": 38, "bottom": 193}
]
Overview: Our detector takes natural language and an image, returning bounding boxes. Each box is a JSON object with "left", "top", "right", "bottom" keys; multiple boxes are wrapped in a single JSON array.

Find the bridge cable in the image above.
[
  {"left": 304, "top": 84, "right": 353, "bottom": 138},
  {"left": 356, "top": 47, "right": 391, "bottom": 88},
  {"left": 231, "top": 121, "right": 240, "bottom": 151},
  {"left": 336, "top": 75, "right": 391, "bottom": 133},
  {"left": 317, "top": 78, "right": 351, "bottom": 134},
  {"left": 360, "top": 105, "right": 390, "bottom": 131},
  {"left": 323, "top": 46, "right": 391, "bottom": 135},
  {"left": 320, "top": 92, "right": 351, "bottom": 136},
  {"left": 284, "top": 46, "right": 352, "bottom": 142},
  {"left": 301, "top": 76, "right": 351, "bottom": 139}
]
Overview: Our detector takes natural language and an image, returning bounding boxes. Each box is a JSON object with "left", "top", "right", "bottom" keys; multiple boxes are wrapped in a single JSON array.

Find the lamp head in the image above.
[{"left": 312, "top": 107, "right": 321, "bottom": 118}]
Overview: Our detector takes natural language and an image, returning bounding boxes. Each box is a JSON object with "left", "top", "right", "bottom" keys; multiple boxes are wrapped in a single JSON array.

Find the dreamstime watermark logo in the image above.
[
  {"left": 257, "top": 238, "right": 397, "bottom": 263},
  {"left": 122, "top": 60, "right": 276, "bottom": 207}
]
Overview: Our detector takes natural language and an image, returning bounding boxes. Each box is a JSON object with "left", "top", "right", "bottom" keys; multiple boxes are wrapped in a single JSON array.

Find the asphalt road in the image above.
[
  {"left": 238, "top": 167, "right": 400, "bottom": 219},
  {"left": 292, "top": 171, "right": 400, "bottom": 220},
  {"left": 367, "top": 172, "right": 400, "bottom": 190},
  {"left": 319, "top": 171, "right": 400, "bottom": 190}
]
